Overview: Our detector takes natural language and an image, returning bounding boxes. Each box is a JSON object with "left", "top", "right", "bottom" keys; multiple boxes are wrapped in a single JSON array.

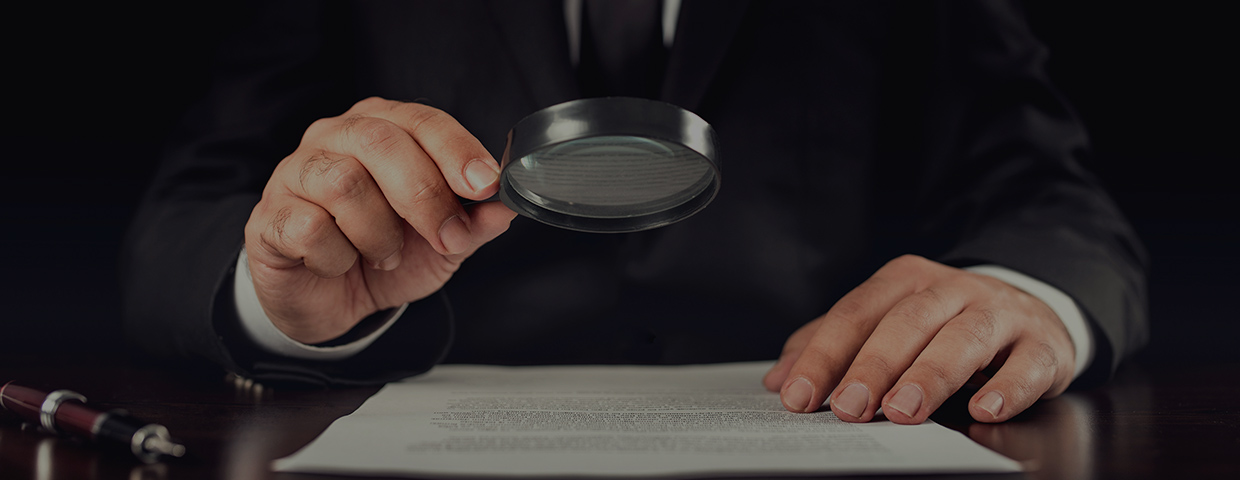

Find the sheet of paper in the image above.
[{"left": 274, "top": 362, "right": 1020, "bottom": 478}]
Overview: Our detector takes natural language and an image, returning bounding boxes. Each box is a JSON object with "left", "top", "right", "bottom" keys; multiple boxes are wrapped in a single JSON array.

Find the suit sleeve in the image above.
[
  {"left": 915, "top": 0, "right": 1148, "bottom": 385},
  {"left": 118, "top": 0, "right": 453, "bottom": 386}
]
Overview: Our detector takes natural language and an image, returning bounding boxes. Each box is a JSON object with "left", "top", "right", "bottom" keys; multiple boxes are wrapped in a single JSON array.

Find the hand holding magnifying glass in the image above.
[{"left": 243, "top": 96, "right": 719, "bottom": 345}]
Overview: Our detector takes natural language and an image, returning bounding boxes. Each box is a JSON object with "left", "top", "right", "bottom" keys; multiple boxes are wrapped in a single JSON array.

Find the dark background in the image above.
[{"left": 2, "top": 2, "right": 1236, "bottom": 368}]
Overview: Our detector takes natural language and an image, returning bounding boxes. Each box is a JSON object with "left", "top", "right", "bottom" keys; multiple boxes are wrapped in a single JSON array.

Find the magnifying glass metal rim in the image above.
[{"left": 498, "top": 97, "right": 722, "bottom": 233}]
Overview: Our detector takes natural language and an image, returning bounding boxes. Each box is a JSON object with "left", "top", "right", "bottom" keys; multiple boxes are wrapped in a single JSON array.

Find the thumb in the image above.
[{"left": 451, "top": 201, "right": 518, "bottom": 260}]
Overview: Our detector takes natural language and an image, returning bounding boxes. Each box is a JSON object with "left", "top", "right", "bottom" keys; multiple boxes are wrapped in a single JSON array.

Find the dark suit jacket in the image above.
[{"left": 121, "top": 0, "right": 1147, "bottom": 387}]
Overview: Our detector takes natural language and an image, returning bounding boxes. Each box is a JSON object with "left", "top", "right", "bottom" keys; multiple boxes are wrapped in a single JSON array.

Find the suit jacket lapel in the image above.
[
  {"left": 486, "top": 0, "right": 580, "bottom": 109},
  {"left": 661, "top": 0, "right": 751, "bottom": 111}
]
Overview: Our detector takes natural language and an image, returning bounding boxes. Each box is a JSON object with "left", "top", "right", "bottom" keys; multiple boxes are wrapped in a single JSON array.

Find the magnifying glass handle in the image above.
[{"left": 458, "top": 193, "right": 501, "bottom": 207}]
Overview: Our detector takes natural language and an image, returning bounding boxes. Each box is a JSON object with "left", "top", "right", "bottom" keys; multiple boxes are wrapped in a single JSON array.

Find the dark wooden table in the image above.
[{"left": 1, "top": 354, "right": 1237, "bottom": 480}]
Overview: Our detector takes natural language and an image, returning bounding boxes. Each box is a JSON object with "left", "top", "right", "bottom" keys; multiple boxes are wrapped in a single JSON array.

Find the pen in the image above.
[{"left": 0, "top": 381, "right": 186, "bottom": 463}]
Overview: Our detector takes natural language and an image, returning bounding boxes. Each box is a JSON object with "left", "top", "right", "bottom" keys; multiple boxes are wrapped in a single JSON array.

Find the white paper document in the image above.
[{"left": 274, "top": 362, "right": 1020, "bottom": 478}]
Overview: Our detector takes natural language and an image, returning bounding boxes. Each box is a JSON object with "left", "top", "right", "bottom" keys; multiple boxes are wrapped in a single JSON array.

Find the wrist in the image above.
[{"left": 234, "top": 247, "right": 406, "bottom": 360}]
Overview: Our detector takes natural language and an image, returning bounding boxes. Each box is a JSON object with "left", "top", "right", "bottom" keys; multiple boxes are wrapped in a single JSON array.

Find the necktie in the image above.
[{"left": 579, "top": 0, "right": 668, "bottom": 98}]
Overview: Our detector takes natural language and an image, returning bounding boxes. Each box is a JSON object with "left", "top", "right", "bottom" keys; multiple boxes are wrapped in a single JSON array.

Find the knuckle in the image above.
[
  {"left": 914, "top": 358, "right": 956, "bottom": 386},
  {"left": 878, "top": 254, "right": 945, "bottom": 289},
  {"left": 954, "top": 308, "right": 1000, "bottom": 348},
  {"left": 1032, "top": 341, "right": 1060, "bottom": 372},
  {"left": 830, "top": 297, "right": 866, "bottom": 321},
  {"left": 793, "top": 345, "right": 844, "bottom": 377},
  {"left": 347, "top": 116, "right": 406, "bottom": 158},
  {"left": 886, "top": 254, "right": 929, "bottom": 272},
  {"left": 256, "top": 205, "right": 295, "bottom": 256},
  {"left": 997, "top": 342, "right": 1063, "bottom": 402},
  {"left": 303, "top": 117, "right": 335, "bottom": 142},
  {"left": 317, "top": 159, "right": 372, "bottom": 205},
  {"left": 826, "top": 297, "right": 871, "bottom": 332},
  {"left": 852, "top": 352, "right": 898, "bottom": 379},
  {"left": 276, "top": 207, "right": 335, "bottom": 251},
  {"left": 299, "top": 151, "right": 336, "bottom": 188},
  {"left": 406, "top": 106, "right": 450, "bottom": 138},
  {"left": 441, "top": 134, "right": 481, "bottom": 161},
  {"left": 871, "top": 258, "right": 912, "bottom": 288},
  {"left": 353, "top": 96, "right": 390, "bottom": 112},
  {"left": 268, "top": 205, "right": 295, "bottom": 243},
  {"left": 1007, "top": 369, "right": 1042, "bottom": 400},
  {"left": 965, "top": 271, "right": 1006, "bottom": 291},
  {"left": 919, "top": 285, "right": 945, "bottom": 304},
  {"left": 886, "top": 299, "right": 939, "bottom": 336},
  {"left": 404, "top": 177, "right": 451, "bottom": 216}
]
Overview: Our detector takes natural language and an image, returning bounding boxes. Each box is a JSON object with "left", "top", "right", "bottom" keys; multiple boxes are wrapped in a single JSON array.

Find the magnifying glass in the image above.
[{"left": 488, "top": 97, "right": 721, "bottom": 233}]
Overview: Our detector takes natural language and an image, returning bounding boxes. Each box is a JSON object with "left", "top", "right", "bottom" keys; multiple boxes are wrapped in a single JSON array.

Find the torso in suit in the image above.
[{"left": 121, "top": 0, "right": 1147, "bottom": 386}]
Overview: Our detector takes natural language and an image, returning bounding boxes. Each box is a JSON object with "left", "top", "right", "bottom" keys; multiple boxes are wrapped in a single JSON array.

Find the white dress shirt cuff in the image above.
[
  {"left": 965, "top": 264, "right": 1094, "bottom": 380},
  {"left": 233, "top": 247, "right": 406, "bottom": 360}
]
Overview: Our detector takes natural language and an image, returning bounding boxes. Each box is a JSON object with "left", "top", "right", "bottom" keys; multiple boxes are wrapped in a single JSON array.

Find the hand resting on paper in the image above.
[
  {"left": 243, "top": 97, "right": 517, "bottom": 344},
  {"left": 763, "top": 255, "right": 1075, "bottom": 424}
]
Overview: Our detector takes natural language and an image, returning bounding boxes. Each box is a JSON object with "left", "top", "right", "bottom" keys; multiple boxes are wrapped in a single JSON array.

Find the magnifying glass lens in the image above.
[
  {"left": 497, "top": 97, "right": 720, "bottom": 233},
  {"left": 506, "top": 136, "right": 713, "bottom": 219}
]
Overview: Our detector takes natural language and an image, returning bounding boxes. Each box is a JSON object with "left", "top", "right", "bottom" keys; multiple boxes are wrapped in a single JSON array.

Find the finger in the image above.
[
  {"left": 826, "top": 281, "right": 972, "bottom": 422},
  {"left": 282, "top": 151, "right": 405, "bottom": 270},
  {"left": 877, "top": 306, "right": 1011, "bottom": 424},
  {"left": 969, "top": 338, "right": 1070, "bottom": 423},
  {"left": 349, "top": 97, "right": 501, "bottom": 200},
  {"left": 763, "top": 319, "right": 823, "bottom": 391},
  {"left": 245, "top": 194, "right": 358, "bottom": 278},
  {"left": 778, "top": 271, "right": 919, "bottom": 413},
  {"left": 457, "top": 201, "right": 519, "bottom": 255},
  {"left": 433, "top": 202, "right": 520, "bottom": 265},
  {"left": 307, "top": 112, "right": 470, "bottom": 256}
]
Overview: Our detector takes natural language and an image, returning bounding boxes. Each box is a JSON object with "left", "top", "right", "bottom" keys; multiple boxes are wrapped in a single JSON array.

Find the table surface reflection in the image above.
[{"left": 1, "top": 355, "right": 1237, "bottom": 480}]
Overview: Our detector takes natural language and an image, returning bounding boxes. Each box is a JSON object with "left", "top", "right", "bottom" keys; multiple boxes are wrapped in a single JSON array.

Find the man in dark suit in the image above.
[{"left": 122, "top": 0, "right": 1146, "bottom": 425}]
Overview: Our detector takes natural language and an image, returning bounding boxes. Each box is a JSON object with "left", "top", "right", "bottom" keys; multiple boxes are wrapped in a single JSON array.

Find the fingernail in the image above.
[
  {"left": 464, "top": 158, "right": 499, "bottom": 193},
  {"left": 887, "top": 384, "right": 923, "bottom": 418},
  {"left": 375, "top": 250, "right": 401, "bottom": 271},
  {"left": 438, "top": 215, "right": 471, "bottom": 255},
  {"left": 976, "top": 391, "right": 1004, "bottom": 419},
  {"left": 782, "top": 377, "right": 815, "bottom": 412},
  {"left": 832, "top": 383, "right": 870, "bottom": 418}
]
